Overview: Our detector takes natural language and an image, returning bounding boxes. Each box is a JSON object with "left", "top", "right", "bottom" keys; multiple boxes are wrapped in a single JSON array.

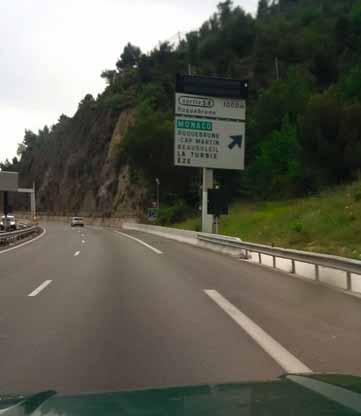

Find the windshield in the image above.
[{"left": 1, "top": 0, "right": 361, "bottom": 413}]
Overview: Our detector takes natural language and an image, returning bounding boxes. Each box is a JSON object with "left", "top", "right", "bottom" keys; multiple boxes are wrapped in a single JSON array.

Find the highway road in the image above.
[{"left": 1, "top": 222, "right": 361, "bottom": 395}]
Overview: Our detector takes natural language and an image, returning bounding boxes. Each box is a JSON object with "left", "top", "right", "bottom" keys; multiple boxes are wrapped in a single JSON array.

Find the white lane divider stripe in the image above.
[
  {"left": 28, "top": 280, "right": 52, "bottom": 297},
  {"left": 74, "top": 251, "right": 80, "bottom": 256},
  {"left": 204, "top": 289, "right": 312, "bottom": 374},
  {"left": 115, "top": 231, "right": 163, "bottom": 255},
  {"left": 81, "top": 240, "right": 86, "bottom": 244}
]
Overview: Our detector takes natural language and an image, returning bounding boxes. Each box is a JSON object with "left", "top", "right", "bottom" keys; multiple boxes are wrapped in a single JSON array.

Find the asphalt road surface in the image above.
[{"left": 1, "top": 222, "right": 361, "bottom": 395}]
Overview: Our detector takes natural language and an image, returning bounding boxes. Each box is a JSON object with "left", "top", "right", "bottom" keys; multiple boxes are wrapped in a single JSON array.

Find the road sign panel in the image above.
[
  {"left": 175, "top": 93, "right": 245, "bottom": 121},
  {"left": 0, "top": 172, "right": 18, "bottom": 192},
  {"left": 174, "top": 117, "right": 245, "bottom": 170},
  {"left": 176, "top": 74, "right": 248, "bottom": 99}
]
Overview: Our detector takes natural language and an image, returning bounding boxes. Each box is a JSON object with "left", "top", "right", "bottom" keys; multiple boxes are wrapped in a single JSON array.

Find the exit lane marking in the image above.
[
  {"left": 28, "top": 280, "right": 52, "bottom": 297},
  {"left": 115, "top": 231, "right": 163, "bottom": 255},
  {"left": 204, "top": 290, "right": 312, "bottom": 374},
  {"left": 74, "top": 251, "right": 80, "bottom": 256}
]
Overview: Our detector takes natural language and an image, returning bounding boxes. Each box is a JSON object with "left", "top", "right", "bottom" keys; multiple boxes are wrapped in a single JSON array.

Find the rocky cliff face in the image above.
[{"left": 14, "top": 104, "right": 146, "bottom": 217}]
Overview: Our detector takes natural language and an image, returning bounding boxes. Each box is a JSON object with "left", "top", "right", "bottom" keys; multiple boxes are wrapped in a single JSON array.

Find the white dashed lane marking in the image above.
[{"left": 28, "top": 280, "right": 52, "bottom": 297}]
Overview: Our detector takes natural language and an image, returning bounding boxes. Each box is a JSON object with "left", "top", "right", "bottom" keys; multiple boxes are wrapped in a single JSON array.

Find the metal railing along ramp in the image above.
[
  {"left": 197, "top": 233, "right": 361, "bottom": 293},
  {"left": 0, "top": 226, "right": 41, "bottom": 248},
  {"left": 123, "top": 222, "right": 361, "bottom": 296}
]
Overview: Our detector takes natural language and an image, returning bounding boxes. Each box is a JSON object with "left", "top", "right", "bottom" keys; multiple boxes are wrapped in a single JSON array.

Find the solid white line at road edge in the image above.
[
  {"left": 204, "top": 289, "right": 312, "bottom": 374},
  {"left": 28, "top": 280, "right": 52, "bottom": 297},
  {"left": 115, "top": 231, "right": 163, "bottom": 254},
  {"left": 0, "top": 227, "right": 47, "bottom": 255}
]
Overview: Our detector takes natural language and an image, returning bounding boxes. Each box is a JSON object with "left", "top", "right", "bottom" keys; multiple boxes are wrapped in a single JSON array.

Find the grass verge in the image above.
[{"left": 175, "top": 180, "right": 361, "bottom": 259}]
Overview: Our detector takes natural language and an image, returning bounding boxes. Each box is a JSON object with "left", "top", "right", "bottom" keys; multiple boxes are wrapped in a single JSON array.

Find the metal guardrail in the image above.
[
  {"left": 197, "top": 234, "right": 361, "bottom": 291},
  {"left": 0, "top": 226, "right": 40, "bottom": 248}
]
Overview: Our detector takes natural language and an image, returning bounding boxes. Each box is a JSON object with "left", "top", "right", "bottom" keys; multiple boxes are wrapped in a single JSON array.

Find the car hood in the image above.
[{"left": 2, "top": 374, "right": 361, "bottom": 416}]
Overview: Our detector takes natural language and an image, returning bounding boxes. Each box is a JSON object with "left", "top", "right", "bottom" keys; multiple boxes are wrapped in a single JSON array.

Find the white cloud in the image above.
[{"left": 0, "top": 0, "right": 257, "bottom": 162}]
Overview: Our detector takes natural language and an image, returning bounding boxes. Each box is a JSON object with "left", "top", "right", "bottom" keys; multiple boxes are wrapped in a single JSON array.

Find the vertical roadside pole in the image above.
[
  {"left": 31, "top": 182, "right": 36, "bottom": 222},
  {"left": 3, "top": 191, "right": 8, "bottom": 216},
  {"left": 3, "top": 191, "right": 9, "bottom": 231},
  {"left": 202, "top": 168, "right": 214, "bottom": 233},
  {"left": 0, "top": 172, "right": 19, "bottom": 230},
  {"left": 187, "top": 65, "right": 214, "bottom": 233}
]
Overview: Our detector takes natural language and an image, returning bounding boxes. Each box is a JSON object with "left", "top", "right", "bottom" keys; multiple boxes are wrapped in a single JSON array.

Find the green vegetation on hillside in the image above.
[
  {"left": 2, "top": 0, "right": 361, "bottom": 217},
  {"left": 177, "top": 180, "right": 361, "bottom": 259}
]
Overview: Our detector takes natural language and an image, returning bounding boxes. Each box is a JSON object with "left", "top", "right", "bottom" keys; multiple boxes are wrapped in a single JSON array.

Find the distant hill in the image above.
[{"left": 2, "top": 0, "right": 361, "bottom": 217}]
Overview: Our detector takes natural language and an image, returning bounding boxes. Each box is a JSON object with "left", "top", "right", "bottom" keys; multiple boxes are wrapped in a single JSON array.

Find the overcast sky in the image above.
[{"left": 0, "top": 0, "right": 257, "bottom": 163}]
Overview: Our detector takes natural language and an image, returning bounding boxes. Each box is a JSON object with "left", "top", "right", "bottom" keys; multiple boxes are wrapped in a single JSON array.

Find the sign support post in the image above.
[
  {"left": 202, "top": 168, "right": 214, "bottom": 233},
  {"left": 31, "top": 182, "right": 36, "bottom": 221},
  {"left": 3, "top": 191, "right": 8, "bottom": 231}
]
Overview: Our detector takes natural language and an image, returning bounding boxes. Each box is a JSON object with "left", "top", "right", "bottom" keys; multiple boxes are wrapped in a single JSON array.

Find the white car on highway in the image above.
[
  {"left": 71, "top": 216, "right": 84, "bottom": 227},
  {"left": 0, "top": 215, "right": 17, "bottom": 231}
]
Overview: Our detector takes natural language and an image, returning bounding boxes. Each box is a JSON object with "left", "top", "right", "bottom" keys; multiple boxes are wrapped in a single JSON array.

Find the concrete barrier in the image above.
[
  {"left": 122, "top": 222, "right": 198, "bottom": 246},
  {"left": 122, "top": 222, "right": 244, "bottom": 258}
]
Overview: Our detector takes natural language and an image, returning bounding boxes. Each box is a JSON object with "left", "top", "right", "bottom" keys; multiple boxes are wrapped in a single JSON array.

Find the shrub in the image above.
[
  {"left": 156, "top": 200, "right": 191, "bottom": 226},
  {"left": 291, "top": 221, "right": 304, "bottom": 233},
  {"left": 353, "top": 190, "right": 361, "bottom": 202}
]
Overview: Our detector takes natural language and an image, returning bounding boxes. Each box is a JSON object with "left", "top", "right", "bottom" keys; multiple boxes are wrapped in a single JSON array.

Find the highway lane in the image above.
[
  {"left": 0, "top": 222, "right": 281, "bottom": 394},
  {"left": 125, "top": 230, "right": 361, "bottom": 376},
  {"left": 0, "top": 222, "right": 360, "bottom": 394}
]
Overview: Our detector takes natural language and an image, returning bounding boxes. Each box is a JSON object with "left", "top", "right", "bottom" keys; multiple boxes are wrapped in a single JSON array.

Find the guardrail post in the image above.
[
  {"left": 195, "top": 232, "right": 361, "bottom": 285},
  {"left": 315, "top": 264, "right": 320, "bottom": 281},
  {"left": 346, "top": 271, "right": 352, "bottom": 291}
]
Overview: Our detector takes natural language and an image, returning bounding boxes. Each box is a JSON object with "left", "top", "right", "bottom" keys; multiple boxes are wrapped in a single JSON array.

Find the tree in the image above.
[
  {"left": 252, "top": 67, "right": 314, "bottom": 138},
  {"left": 278, "top": 0, "right": 299, "bottom": 12},
  {"left": 351, "top": 0, "right": 361, "bottom": 26},
  {"left": 0, "top": 159, "right": 11, "bottom": 171},
  {"left": 342, "top": 103, "right": 361, "bottom": 177},
  {"left": 249, "top": 115, "right": 301, "bottom": 197},
  {"left": 23, "top": 130, "right": 37, "bottom": 148},
  {"left": 339, "top": 66, "right": 361, "bottom": 103},
  {"left": 101, "top": 69, "right": 117, "bottom": 86},
  {"left": 78, "top": 94, "right": 95, "bottom": 110},
  {"left": 310, "top": 47, "right": 338, "bottom": 87},
  {"left": 17, "top": 143, "right": 27, "bottom": 157},
  {"left": 217, "top": 1, "right": 233, "bottom": 28},
  {"left": 186, "top": 31, "right": 199, "bottom": 67},
  {"left": 257, "top": 0, "right": 269, "bottom": 19},
  {"left": 299, "top": 92, "right": 343, "bottom": 188},
  {"left": 116, "top": 43, "right": 142, "bottom": 71}
]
